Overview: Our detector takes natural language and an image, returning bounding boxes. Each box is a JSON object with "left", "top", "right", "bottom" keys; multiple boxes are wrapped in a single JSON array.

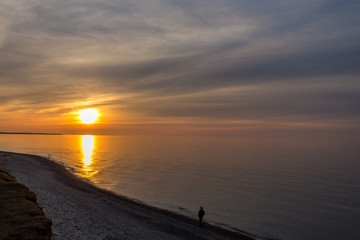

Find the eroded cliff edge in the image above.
[{"left": 0, "top": 169, "right": 52, "bottom": 240}]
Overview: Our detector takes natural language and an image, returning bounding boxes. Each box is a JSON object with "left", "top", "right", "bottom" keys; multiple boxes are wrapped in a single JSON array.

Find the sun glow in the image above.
[{"left": 79, "top": 109, "right": 99, "bottom": 124}]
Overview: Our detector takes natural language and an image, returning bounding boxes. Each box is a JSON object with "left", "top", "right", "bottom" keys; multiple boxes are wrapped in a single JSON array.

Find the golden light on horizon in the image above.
[{"left": 78, "top": 109, "right": 99, "bottom": 124}]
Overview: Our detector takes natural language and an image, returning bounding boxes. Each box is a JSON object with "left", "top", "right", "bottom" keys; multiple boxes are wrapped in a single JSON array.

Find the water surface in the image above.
[{"left": 1, "top": 134, "right": 359, "bottom": 240}]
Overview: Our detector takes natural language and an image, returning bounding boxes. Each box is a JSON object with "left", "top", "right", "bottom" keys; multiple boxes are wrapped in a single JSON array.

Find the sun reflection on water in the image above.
[{"left": 80, "top": 135, "right": 98, "bottom": 181}]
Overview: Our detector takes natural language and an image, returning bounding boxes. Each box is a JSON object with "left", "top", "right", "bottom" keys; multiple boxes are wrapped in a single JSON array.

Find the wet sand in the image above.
[{"left": 0, "top": 151, "right": 256, "bottom": 240}]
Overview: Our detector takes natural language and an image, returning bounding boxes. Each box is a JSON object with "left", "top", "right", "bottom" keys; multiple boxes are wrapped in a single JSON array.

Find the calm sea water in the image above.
[{"left": 0, "top": 134, "right": 359, "bottom": 240}]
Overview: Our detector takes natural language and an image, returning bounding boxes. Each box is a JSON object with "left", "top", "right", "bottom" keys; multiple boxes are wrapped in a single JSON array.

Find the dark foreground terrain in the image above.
[{"left": 0, "top": 169, "right": 52, "bottom": 240}]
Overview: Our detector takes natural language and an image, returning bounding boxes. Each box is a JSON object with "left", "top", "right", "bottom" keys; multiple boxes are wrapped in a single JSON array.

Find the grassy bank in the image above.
[{"left": 0, "top": 168, "right": 52, "bottom": 240}]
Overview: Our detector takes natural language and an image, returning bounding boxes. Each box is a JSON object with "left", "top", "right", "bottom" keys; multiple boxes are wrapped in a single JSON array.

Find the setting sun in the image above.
[{"left": 78, "top": 109, "right": 99, "bottom": 124}]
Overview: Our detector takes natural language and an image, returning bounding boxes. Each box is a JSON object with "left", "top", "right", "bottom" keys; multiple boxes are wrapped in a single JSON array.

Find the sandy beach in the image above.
[{"left": 0, "top": 151, "right": 256, "bottom": 240}]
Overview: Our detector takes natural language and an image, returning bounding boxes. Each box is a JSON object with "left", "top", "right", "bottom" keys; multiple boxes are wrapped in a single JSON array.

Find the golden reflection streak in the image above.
[{"left": 81, "top": 135, "right": 98, "bottom": 180}]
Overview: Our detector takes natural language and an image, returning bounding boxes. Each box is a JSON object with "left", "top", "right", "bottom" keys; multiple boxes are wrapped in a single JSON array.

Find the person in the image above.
[{"left": 198, "top": 207, "right": 205, "bottom": 227}]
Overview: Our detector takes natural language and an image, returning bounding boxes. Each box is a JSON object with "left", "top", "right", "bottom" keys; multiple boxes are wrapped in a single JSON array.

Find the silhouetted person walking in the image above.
[{"left": 198, "top": 207, "right": 205, "bottom": 227}]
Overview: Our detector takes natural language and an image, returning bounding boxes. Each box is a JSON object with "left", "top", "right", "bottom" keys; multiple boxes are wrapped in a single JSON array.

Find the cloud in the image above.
[{"left": 0, "top": 0, "right": 359, "bottom": 133}]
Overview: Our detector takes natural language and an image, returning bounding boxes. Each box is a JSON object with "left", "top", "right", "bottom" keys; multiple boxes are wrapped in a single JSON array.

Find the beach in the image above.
[{"left": 0, "top": 151, "right": 255, "bottom": 240}]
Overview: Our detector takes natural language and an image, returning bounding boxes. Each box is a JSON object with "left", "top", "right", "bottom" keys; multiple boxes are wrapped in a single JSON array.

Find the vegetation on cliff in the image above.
[{"left": 0, "top": 169, "right": 52, "bottom": 240}]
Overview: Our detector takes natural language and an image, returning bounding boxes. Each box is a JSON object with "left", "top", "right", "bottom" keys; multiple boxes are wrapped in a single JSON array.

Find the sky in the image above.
[{"left": 1, "top": 0, "right": 359, "bottom": 135}]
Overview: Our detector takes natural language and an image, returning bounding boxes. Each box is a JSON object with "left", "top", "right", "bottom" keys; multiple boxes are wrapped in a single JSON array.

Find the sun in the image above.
[{"left": 78, "top": 109, "right": 99, "bottom": 124}]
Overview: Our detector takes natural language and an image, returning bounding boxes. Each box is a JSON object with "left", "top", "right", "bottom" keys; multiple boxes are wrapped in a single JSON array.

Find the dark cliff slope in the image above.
[{"left": 0, "top": 169, "right": 52, "bottom": 240}]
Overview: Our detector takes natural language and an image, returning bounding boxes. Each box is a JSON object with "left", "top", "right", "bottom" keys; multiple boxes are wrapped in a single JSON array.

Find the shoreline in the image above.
[
  {"left": 0, "top": 132, "right": 62, "bottom": 135},
  {"left": 0, "top": 151, "right": 260, "bottom": 240}
]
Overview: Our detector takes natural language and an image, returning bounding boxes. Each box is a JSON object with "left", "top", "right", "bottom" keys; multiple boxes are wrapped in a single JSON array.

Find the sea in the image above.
[{"left": 0, "top": 133, "right": 359, "bottom": 240}]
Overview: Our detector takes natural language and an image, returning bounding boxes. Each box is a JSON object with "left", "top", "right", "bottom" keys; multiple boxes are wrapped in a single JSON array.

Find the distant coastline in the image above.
[{"left": 0, "top": 132, "right": 62, "bottom": 135}]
